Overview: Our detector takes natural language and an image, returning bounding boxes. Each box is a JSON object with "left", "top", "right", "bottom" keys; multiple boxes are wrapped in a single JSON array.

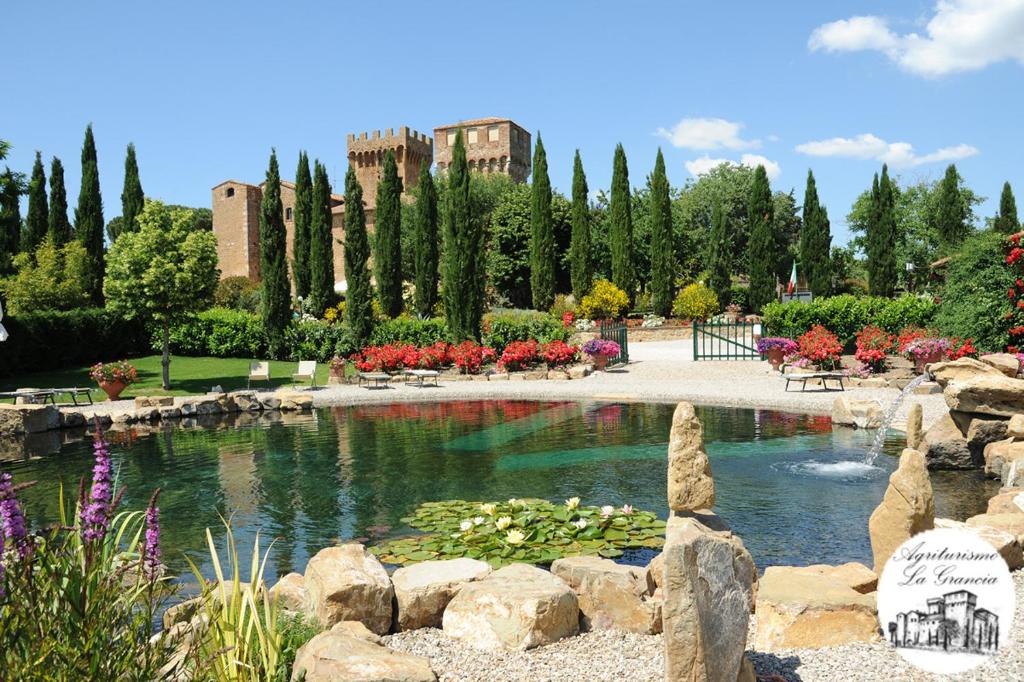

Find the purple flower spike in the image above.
[
  {"left": 143, "top": 503, "right": 161, "bottom": 581},
  {"left": 0, "top": 473, "right": 30, "bottom": 560},
  {"left": 80, "top": 430, "right": 113, "bottom": 543}
]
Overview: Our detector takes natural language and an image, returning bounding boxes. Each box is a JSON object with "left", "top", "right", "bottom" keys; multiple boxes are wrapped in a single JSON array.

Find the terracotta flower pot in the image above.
[
  {"left": 98, "top": 380, "right": 127, "bottom": 401},
  {"left": 592, "top": 354, "right": 610, "bottom": 371},
  {"left": 914, "top": 350, "right": 946, "bottom": 374},
  {"left": 766, "top": 348, "right": 785, "bottom": 371}
]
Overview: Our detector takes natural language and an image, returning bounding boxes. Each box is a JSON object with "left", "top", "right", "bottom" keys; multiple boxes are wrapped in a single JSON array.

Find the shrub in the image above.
[
  {"left": 0, "top": 237, "right": 91, "bottom": 314},
  {"left": 763, "top": 294, "right": 937, "bottom": 347},
  {"left": 728, "top": 285, "right": 749, "bottom": 312},
  {"left": 369, "top": 316, "right": 450, "bottom": 346},
  {"left": 284, "top": 319, "right": 356, "bottom": 362},
  {"left": 672, "top": 283, "right": 719, "bottom": 321},
  {"left": 498, "top": 340, "right": 541, "bottom": 371},
  {"left": 549, "top": 294, "right": 576, "bottom": 320},
  {"left": 541, "top": 340, "right": 579, "bottom": 368},
  {"left": 450, "top": 341, "right": 496, "bottom": 374},
  {"left": 482, "top": 309, "right": 570, "bottom": 352},
  {"left": 937, "top": 231, "right": 1015, "bottom": 352},
  {"left": 163, "top": 308, "right": 266, "bottom": 358},
  {"left": 854, "top": 324, "right": 893, "bottom": 372},
  {"left": 796, "top": 325, "right": 843, "bottom": 370},
  {"left": 214, "top": 276, "right": 261, "bottom": 312},
  {"left": 578, "top": 279, "right": 629, "bottom": 320}
]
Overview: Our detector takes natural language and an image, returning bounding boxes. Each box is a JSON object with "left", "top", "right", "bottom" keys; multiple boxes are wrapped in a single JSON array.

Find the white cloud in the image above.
[
  {"left": 795, "top": 133, "right": 979, "bottom": 167},
  {"left": 685, "top": 154, "right": 781, "bottom": 180},
  {"left": 809, "top": 1, "right": 1024, "bottom": 77},
  {"left": 656, "top": 118, "right": 759, "bottom": 150}
]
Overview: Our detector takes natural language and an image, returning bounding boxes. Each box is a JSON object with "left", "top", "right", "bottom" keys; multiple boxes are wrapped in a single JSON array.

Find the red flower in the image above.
[{"left": 540, "top": 340, "right": 580, "bottom": 368}]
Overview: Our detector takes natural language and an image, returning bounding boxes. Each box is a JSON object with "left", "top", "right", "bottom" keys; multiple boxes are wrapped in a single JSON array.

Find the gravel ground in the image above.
[{"left": 384, "top": 569, "right": 1024, "bottom": 682}]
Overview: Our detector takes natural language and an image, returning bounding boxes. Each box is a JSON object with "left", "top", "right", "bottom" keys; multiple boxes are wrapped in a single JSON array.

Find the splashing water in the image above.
[
  {"left": 779, "top": 460, "right": 882, "bottom": 480},
  {"left": 864, "top": 373, "right": 929, "bottom": 465}
]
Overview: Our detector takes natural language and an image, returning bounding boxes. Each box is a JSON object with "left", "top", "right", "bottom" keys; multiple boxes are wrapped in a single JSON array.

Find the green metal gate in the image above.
[
  {"left": 692, "top": 320, "right": 761, "bottom": 360},
  {"left": 599, "top": 320, "right": 629, "bottom": 366}
]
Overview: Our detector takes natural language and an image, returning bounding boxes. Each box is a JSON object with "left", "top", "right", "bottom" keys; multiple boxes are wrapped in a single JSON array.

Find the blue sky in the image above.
[{"left": 3, "top": 1, "right": 1022, "bottom": 245}]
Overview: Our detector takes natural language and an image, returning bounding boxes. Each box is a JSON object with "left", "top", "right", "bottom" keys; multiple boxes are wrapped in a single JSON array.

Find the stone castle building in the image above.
[
  {"left": 891, "top": 589, "right": 999, "bottom": 653},
  {"left": 212, "top": 118, "right": 528, "bottom": 291}
]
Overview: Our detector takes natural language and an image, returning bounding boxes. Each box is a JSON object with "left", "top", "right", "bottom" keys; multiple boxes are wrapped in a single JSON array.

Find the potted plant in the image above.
[
  {"left": 581, "top": 338, "right": 621, "bottom": 371},
  {"left": 756, "top": 337, "right": 798, "bottom": 371},
  {"left": 89, "top": 360, "right": 138, "bottom": 401},
  {"left": 905, "top": 337, "right": 952, "bottom": 373},
  {"left": 328, "top": 356, "right": 347, "bottom": 384}
]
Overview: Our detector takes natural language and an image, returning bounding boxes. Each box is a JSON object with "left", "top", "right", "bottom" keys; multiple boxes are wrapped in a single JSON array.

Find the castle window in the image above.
[
  {"left": 488, "top": 126, "right": 499, "bottom": 142},
  {"left": 285, "top": 207, "right": 293, "bottom": 221},
  {"left": 225, "top": 187, "right": 235, "bottom": 198},
  {"left": 467, "top": 128, "right": 478, "bottom": 144},
  {"left": 447, "top": 131, "right": 457, "bottom": 146}
]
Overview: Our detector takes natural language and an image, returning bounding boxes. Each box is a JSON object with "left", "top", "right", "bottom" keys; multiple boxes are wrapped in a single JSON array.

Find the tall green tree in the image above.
[
  {"left": 866, "top": 166, "right": 898, "bottom": 296},
  {"left": 413, "top": 159, "right": 439, "bottom": 317},
  {"left": 649, "top": 149, "right": 674, "bottom": 316},
  {"left": 707, "top": 199, "right": 731, "bottom": 304},
  {"left": 609, "top": 143, "right": 635, "bottom": 300},
  {"left": 25, "top": 151, "right": 49, "bottom": 251},
  {"left": 442, "top": 130, "right": 484, "bottom": 340},
  {"left": 308, "top": 160, "right": 335, "bottom": 316},
  {"left": 934, "top": 163, "right": 970, "bottom": 249},
  {"left": 799, "top": 170, "right": 832, "bottom": 297},
  {"left": 344, "top": 166, "right": 373, "bottom": 345},
  {"left": 529, "top": 132, "right": 555, "bottom": 311},
  {"left": 119, "top": 142, "right": 144, "bottom": 238},
  {"left": 374, "top": 150, "right": 404, "bottom": 317},
  {"left": 569, "top": 150, "right": 592, "bottom": 300},
  {"left": 995, "top": 181, "right": 1020, "bottom": 234},
  {"left": 47, "top": 157, "right": 72, "bottom": 245},
  {"left": 746, "top": 165, "right": 775, "bottom": 312},
  {"left": 292, "top": 151, "right": 313, "bottom": 299},
  {"left": 258, "top": 150, "right": 291, "bottom": 356},
  {"left": 0, "top": 167, "right": 23, "bottom": 274},
  {"left": 74, "top": 124, "right": 105, "bottom": 302}
]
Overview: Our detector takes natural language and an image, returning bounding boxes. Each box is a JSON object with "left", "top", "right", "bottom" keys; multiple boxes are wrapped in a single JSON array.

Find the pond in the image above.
[{"left": 1, "top": 400, "right": 997, "bottom": 585}]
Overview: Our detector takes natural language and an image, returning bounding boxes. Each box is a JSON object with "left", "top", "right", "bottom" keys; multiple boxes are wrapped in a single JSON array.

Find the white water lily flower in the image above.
[
  {"left": 506, "top": 529, "right": 526, "bottom": 545},
  {"left": 600, "top": 505, "right": 615, "bottom": 518},
  {"left": 621, "top": 504, "right": 634, "bottom": 515},
  {"left": 473, "top": 516, "right": 485, "bottom": 526},
  {"left": 480, "top": 503, "right": 497, "bottom": 516},
  {"left": 459, "top": 520, "right": 473, "bottom": 532},
  {"left": 565, "top": 497, "right": 580, "bottom": 510},
  {"left": 572, "top": 519, "right": 587, "bottom": 530},
  {"left": 495, "top": 516, "right": 513, "bottom": 530}
]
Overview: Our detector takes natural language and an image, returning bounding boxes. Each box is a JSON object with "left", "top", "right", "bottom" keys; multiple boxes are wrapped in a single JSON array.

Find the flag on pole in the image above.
[{"left": 787, "top": 261, "right": 797, "bottom": 295}]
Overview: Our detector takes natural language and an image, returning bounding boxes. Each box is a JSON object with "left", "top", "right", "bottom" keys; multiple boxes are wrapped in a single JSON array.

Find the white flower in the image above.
[
  {"left": 565, "top": 497, "right": 580, "bottom": 510},
  {"left": 600, "top": 505, "right": 615, "bottom": 518},
  {"left": 495, "top": 516, "right": 513, "bottom": 530},
  {"left": 572, "top": 519, "right": 587, "bottom": 530},
  {"left": 459, "top": 520, "right": 473, "bottom": 532},
  {"left": 480, "top": 503, "right": 497, "bottom": 516},
  {"left": 473, "top": 516, "right": 485, "bottom": 526},
  {"left": 621, "top": 504, "right": 634, "bottom": 515},
  {"left": 506, "top": 529, "right": 526, "bottom": 545}
]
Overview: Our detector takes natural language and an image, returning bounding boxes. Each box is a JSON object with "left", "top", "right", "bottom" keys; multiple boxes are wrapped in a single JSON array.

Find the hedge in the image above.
[
  {"left": 369, "top": 317, "right": 451, "bottom": 347},
  {"left": 0, "top": 308, "right": 149, "bottom": 379},
  {"left": 482, "top": 309, "right": 572, "bottom": 353},
  {"left": 762, "top": 294, "right": 937, "bottom": 347}
]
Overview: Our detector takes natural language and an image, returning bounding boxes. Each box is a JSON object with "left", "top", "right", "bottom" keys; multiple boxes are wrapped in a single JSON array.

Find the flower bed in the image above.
[
  {"left": 793, "top": 325, "right": 843, "bottom": 371},
  {"left": 853, "top": 324, "right": 893, "bottom": 373}
]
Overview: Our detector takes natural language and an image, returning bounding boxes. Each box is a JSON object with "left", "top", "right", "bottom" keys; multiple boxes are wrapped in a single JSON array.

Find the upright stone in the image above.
[
  {"left": 304, "top": 544, "right": 394, "bottom": 634},
  {"left": 667, "top": 402, "right": 715, "bottom": 512},
  {"left": 868, "top": 448, "right": 935, "bottom": 574},
  {"left": 906, "top": 403, "right": 923, "bottom": 450}
]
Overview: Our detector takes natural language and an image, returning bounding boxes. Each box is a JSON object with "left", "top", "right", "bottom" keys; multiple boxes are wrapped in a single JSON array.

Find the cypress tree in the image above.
[
  {"left": 867, "top": 166, "right": 898, "bottom": 296},
  {"left": 569, "top": 150, "right": 592, "bottom": 300},
  {"left": 800, "top": 170, "right": 832, "bottom": 297},
  {"left": 292, "top": 151, "right": 313, "bottom": 299},
  {"left": 374, "top": 149, "right": 404, "bottom": 317},
  {"left": 0, "top": 168, "right": 22, "bottom": 273},
  {"left": 609, "top": 143, "right": 635, "bottom": 300},
  {"left": 746, "top": 165, "right": 776, "bottom": 312},
  {"left": 707, "top": 198, "right": 731, "bottom": 304},
  {"left": 809, "top": 206, "right": 832, "bottom": 297},
  {"left": 344, "top": 165, "right": 374, "bottom": 345},
  {"left": 308, "top": 160, "right": 335, "bottom": 317},
  {"left": 995, "top": 181, "right": 1020, "bottom": 234},
  {"left": 442, "top": 130, "right": 483, "bottom": 340},
  {"left": 413, "top": 159, "right": 439, "bottom": 317},
  {"left": 119, "top": 142, "right": 144, "bottom": 238},
  {"left": 934, "top": 163, "right": 968, "bottom": 249},
  {"left": 529, "top": 132, "right": 555, "bottom": 311},
  {"left": 649, "top": 148, "right": 674, "bottom": 316},
  {"left": 74, "top": 124, "right": 105, "bottom": 303},
  {"left": 259, "top": 150, "right": 291, "bottom": 356},
  {"left": 25, "top": 151, "right": 49, "bottom": 251},
  {"left": 48, "top": 157, "right": 71, "bottom": 245}
]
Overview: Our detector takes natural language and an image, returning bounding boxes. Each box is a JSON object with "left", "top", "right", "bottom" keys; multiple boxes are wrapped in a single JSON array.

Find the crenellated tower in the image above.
[{"left": 346, "top": 127, "right": 433, "bottom": 205}]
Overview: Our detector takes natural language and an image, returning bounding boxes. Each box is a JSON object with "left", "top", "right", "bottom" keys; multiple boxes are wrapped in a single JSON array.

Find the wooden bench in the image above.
[
  {"left": 783, "top": 372, "right": 846, "bottom": 392},
  {"left": 403, "top": 369, "right": 440, "bottom": 388},
  {"left": 358, "top": 372, "right": 392, "bottom": 389}
]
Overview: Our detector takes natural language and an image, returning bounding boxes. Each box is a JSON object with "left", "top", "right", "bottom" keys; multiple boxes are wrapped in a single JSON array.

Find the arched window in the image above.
[{"left": 225, "top": 187, "right": 235, "bottom": 198}]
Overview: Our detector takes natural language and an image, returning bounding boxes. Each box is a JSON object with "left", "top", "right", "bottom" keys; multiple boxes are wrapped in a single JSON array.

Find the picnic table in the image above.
[
  {"left": 403, "top": 369, "right": 440, "bottom": 388},
  {"left": 783, "top": 371, "right": 846, "bottom": 392},
  {"left": 357, "top": 372, "right": 392, "bottom": 389}
]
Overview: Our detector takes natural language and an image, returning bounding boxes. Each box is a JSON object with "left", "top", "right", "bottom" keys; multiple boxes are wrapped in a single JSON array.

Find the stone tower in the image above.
[
  {"left": 433, "top": 118, "right": 531, "bottom": 182},
  {"left": 346, "top": 127, "right": 433, "bottom": 204}
]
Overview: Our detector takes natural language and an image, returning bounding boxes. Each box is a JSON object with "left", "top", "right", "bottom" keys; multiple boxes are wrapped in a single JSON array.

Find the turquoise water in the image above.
[{"left": 0, "top": 400, "right": 997, "bottom": 584}]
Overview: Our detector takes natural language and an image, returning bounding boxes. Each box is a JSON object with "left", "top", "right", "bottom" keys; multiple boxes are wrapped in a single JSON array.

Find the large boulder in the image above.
[
  {"left": 278, "top": 391, "right": 314, "bottom": 411},
  {"left": 906, "top": 403, "right": 923, "bottom": 450},
  {"left": 661, "top": 516, "right": 752, "bottom": 682},
  {"left": 987, "top": 489, "right": 1024, "bottom": 515},
  {"left": 783, "top": 562, "right": 877, "bottom": 595},
  {"left": 983, "top": 438, "right": 1024, "bottom": 478},
  {"left": 966, "top": 512, "right": 1024, "bottom": 544},
  {"left": 935, "top": 518, "right": 1023, "bottom": 569},
  {"left": 0, "top": 404, "right": 60, "bottom": 435},
  {"left": 981, "top": 353, "right": 1021, "bottom": 378},
  {"left": 868, "top": 448, "right": 935, "bottom": 574},
  {"left": 290, "top": 631, "right": 436, "bottom": 682},
  {"left": 944, "top": 374, "right": 1024, "bottom": 417},
  {"left": 304, "top": 544, "right": 393, "bottom": 634},
  {"left": 551, "top": 555, "right": 661, "bottom": 634},
  {"left": 920, "top": 413, "right": 974, "bottom": 470},
  {"left": 667, "top": 402, "right": 715, "bottom": 512},
  {"left": 391, "top": 558, "right": 491, "bottom": 631},
  {"left": 752, "top": 567, "right": 879, "bottom": 650},
  {"left": 442, "top": 563, "right": 578, "bottom": 651},
  {"left": 1002, "top": 451, "right": 1024, "bottom": 487},
  {"left": 1008, "top": 414, "right": 1024, "bottom": 438},
  {"left": 930, "top": 357, "right": 1002, "bottom": 388},
  {"left": 269, "top": 572, "right": 307, "bottom": 614},
  {"left": 831, "top": 398, "right": 882, "bottom": 429},
  {"left": 961, "top": 414, "right": 1010, "bottom": 465}
]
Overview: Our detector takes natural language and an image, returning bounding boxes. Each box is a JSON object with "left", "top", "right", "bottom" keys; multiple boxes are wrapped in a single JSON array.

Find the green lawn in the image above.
[{"left": 2, "top": 355, "right": 337, "bottom": 401}]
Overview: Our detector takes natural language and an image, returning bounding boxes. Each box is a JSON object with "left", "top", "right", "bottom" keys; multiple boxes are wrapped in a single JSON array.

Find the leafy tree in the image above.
[
  {"left": 74, "top": 124, "right": 105, "bottom": 303},
  {"left": 649, "top": 148, "right": 674, "bottom": 316},
  {"left": 707, "top": 198, "right": 731, "bottom": 304},
  {"left": 0, "top": 167, "right": 25, "bottom": 274},
  {"left": 935, "top": 231, "right": 1013, "bottom": 352},
  {"left": 47, "top": 156, "right": 72, "bottom": 245},
  {"left": 344, "top": 165, "right": 373, "bottom": 345},
  {"left": 866, "top": 166, "right": 898, "bottom": 297},
  {"left": 308, "top": 160, "right": 335, "bottom": 316},
  {"left": 441, "top": 130, "right": 484, "bottom": 340},
  {"left": 772, "top": 190, "right": 802, "bottom": 285},
  {"left": 105, "top": 200, "right": 218, "bottom": 388},
  {"left": 569, "top": 150, "right": 592, "bottom": 300},
  {"left": 995, "top": 182, "right": 1020, "bottom": 234},
  {"left": 258, "top": 150, "right": 291, "bottom": 356},
  {"left": 609, "top": 143, "right": 635, "bottom": 300},
  {"left": 24, "top": 151, "right": 48, "bottom": 251},
  {"left": 118, "top": 143, "right": 144, "bottom": 238},
  {"left": 529, "top": 133, "right": 555, "bottom": 311},
  {"left": 746, "top": 165, "right": 775, "bottom": 312},
  {"left": 676, "top": 163, "right": 755, "bottom": 276},
  {"left": 374, "top": 150, "right": 403, "bottom": 317},
  {"left": 413, "top": 160, "right": 439, "bottom": 317},
  {"left": 800, "top": 170, "right": 831, "bottom": 297},
  {"left": 933, "top": 163, "right": 971, "bottom": 249},
  {"left": 292, "top": 151, "right": 313, "bottom": 299},
  {"left": 0, "top": 236, "right": 91, "bottom": 313}
]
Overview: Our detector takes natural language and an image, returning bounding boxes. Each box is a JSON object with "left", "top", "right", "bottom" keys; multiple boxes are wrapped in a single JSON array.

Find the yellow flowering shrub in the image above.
[{"left": 578, "top": 280, "right": 629, "bottom": 320}]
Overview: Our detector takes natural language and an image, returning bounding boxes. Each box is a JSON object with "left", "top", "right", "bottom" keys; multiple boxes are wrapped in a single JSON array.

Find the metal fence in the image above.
[
  {"left": 692, "top": 320, "right": 761, "bottom": 360},
  {"left": 598, "top": 320, "right": 629, "bottom": 366}
]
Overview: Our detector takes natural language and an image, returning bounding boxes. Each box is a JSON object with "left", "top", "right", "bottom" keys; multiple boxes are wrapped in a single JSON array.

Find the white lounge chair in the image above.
[
  {"left": 292, "top": 360, "right": 317, "bottom": 387},
  {"left": 248, "top": 361, "right": 270, "bottom": 389}
]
